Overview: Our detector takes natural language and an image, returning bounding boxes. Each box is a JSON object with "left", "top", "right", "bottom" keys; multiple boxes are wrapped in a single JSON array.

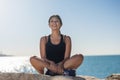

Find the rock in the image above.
[
  {"left": 0, "top": 73, "right": 48, "bottom": 80},
  {"left": 50, "top": 76, "right": 74, "bottom": 80},
  {"left": 0, "top": 73, "right": 100, "bottom": 80},
  {"left": 105, "top": 74, "right": 120, "bottom": 80},
  {"left": 79, "top": 75, "right": 100, "bottom": 80}
]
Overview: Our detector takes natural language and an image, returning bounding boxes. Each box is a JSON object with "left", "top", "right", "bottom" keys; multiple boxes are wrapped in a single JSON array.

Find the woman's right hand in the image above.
[
  {"left": 41, "top": 58, "right": 57, "bottom": 73},
  {"left": 49, "top": 61, "right": 58, "bottom": 73},
  {"left": 41, "top": 58, "right": 50, "bottom": 67},
  {"left": 42, "top": 58, "right": 58, "bottom": 73},
  {"left": 49, "top": 61, "right": 64, "bottom": 74}
]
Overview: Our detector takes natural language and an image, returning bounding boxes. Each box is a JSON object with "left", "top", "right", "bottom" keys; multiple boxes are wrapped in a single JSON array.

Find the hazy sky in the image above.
[{"left": 0, "top": 0, "right": 120, "bottom": 56}]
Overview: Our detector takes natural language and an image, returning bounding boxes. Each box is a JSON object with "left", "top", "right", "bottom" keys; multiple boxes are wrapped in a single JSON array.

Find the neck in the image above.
[{"left": 51, "top": 31, "right": 61, "bottom": 38}]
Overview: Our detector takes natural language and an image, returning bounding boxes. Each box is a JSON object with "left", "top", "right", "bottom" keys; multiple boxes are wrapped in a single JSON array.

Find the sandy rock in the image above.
[
  {"left": 0, "top": 73, "right": 100, "bottom": 80},
  {"left": 79, "top": 75, "right": 100, "bottom": 80},
  {"left": 50, "top": 76, "right": 73, "bottom": 80},
  {"left": 105, "top": 74, "right": 120, "bottom": 80},
  {"left": 0, "top": 73, "right": 49, "bottom": 80}
]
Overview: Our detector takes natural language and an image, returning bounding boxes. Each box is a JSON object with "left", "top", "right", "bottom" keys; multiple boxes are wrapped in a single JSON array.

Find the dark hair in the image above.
[{"left": 48, "top": 15, "right": 63, "bottom": 26}]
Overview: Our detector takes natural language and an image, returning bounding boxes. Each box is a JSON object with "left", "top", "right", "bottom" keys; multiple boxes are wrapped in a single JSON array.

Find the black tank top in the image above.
[{"left": 46, "top": 35, "right": 65, "bottom": 63}]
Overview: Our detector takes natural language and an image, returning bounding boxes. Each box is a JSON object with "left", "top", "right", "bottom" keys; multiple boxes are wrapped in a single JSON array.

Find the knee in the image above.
[
  {"left": 76, "top": 54, "right": 84, "bottom": 62},
  {"left": 79, "top": 54, "right": 84, "bottom": 59},
  {"left": 29, "top": 56, "right": 37, "bottom": 63}
]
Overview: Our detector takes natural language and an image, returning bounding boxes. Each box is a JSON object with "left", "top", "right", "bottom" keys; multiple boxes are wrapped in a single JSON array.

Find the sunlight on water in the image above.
[{"left": 0, "top": 57, "right": 37, "bottom": 73}]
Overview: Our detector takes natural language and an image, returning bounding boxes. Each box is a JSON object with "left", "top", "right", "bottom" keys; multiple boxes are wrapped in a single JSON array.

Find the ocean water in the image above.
[
  {"left": 76, "top": 55, "right": 120, "bottom": 78},
  {"left": 0, "top": 55, "right": 120, "bottom": 79}
]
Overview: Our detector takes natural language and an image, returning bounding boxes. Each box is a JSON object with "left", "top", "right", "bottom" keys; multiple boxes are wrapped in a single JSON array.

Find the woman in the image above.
[{"left": 30, "top": 15, "right": 83, "bottom": 76}]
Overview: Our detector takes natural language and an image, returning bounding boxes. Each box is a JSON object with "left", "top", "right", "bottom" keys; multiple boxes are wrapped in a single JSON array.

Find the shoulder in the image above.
[
  {"left": 40, "top": 36, "right": 47, "bottom": 40},
  {"left": 62, "top": 34, "right": 71, "bottom": 42},
  {"left": 40, "top": 36, "right": 48, "bottom": 43}
]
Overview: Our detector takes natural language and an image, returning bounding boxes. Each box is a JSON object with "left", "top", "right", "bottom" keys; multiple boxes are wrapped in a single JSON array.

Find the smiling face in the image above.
[{"left": 48, "top": 15, "right": 62, "bottom": 31}]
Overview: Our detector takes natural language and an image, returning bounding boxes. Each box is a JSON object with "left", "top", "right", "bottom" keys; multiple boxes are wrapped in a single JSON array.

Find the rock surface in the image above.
[
  {"left": 105, "top": 74, "right": 120, "bottom": 80},
  {"left": 0, "top": 73, "right": 100, "bottom": 80}
]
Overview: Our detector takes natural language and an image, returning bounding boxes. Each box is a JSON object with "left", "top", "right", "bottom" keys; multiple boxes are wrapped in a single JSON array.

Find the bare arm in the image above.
[
  {"left": 40, "top": 36, "right": 53, "bottom": 62},
  {"left": 56, "top": 36, "right": 71, "bottom": 74},
  {"left": 40, "top": 36, "right": 47, "bottom": 59},
  {"left": 64, "top": 36, "right": 71, "bottom": 59},
  {"left": 40, "top": 36, "right": 58, "bottom": 72},
  {"left": 58, "top": 36, "right": 71, "bottom": 66}
]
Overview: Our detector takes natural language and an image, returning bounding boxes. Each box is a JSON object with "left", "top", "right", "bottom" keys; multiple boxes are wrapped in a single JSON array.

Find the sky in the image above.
[{"left": 0, "top": 0, "right": 120, "bottom": 56}]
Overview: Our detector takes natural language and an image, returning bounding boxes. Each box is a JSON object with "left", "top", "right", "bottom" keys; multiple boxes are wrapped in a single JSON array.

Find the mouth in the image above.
[{"left": 52, "top": 25, "right": 57, "bottom": 27}]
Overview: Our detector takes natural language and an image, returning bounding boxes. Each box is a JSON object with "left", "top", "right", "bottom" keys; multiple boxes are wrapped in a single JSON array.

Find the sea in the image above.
[
  {"left": 0, "top": 55, "right": 120, "bottom": 79},
  {"left": 76, "top": 55, "right": 120, "bottom": 78}
]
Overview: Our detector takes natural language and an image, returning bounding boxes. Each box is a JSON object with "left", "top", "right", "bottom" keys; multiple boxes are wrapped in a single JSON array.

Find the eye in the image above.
[
  {"left": 55, "top": 20, "right": 59, "bottom": 22},
  {"left": 50, "top": 20, "right": 53, "bottom": 23}
]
